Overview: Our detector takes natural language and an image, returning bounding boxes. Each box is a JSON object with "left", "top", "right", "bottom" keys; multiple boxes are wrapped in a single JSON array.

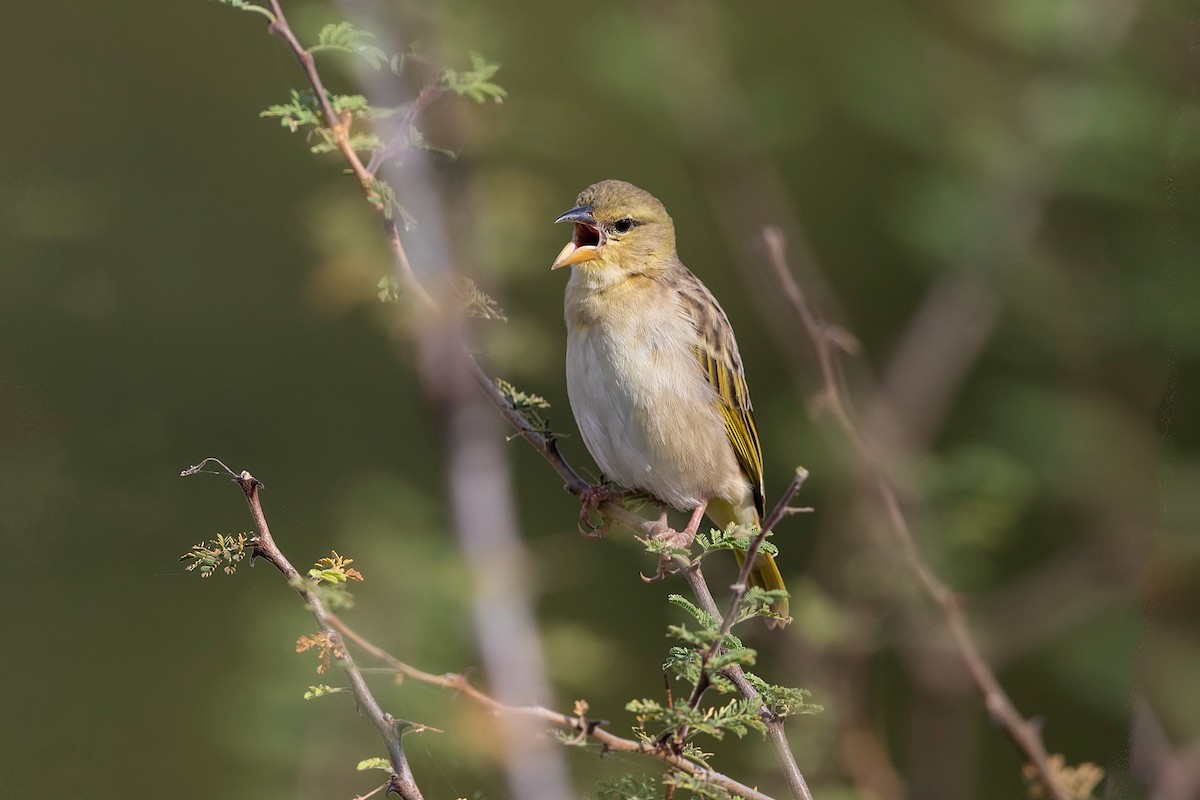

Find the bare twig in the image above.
[
  {"left": 429, "top": 335, "right": 573, "bottom": 798},
  {"left": 1132, "top": 698, "right": 1200, "bottom": 800},
  {"left": 182, "top": 463, "right": 424, "bottom": 800},
  {"left": 762, "top": 227, "right": 1072, "bottom": 800},
  {"left": 763, "top": 467, "right": 814, "bottom": 535}
]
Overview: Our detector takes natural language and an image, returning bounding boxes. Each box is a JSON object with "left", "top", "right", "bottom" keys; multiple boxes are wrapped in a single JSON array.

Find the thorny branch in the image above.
[
  {"left": 330, "top": 613, "right": 780, "bottom": 800},
  {"left": 182, "top": 457, "right": 776, "bottom": 800},
  {"left": 180, "top": 459, "right": 424, "bottom": 800},
  {"left": 761, "top": 227, "right": 1073, "bottom": 800},
  {"left": 682, "top": 470, "right": 809, "bottom": 717},
  {"left": 669, "top": 469, "right": 813, "bottom": 800}
]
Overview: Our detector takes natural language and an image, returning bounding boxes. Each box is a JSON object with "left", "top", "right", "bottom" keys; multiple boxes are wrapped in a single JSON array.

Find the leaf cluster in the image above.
[
  {"left": 295, "top": 631, "right": 345, "bottom": 674},
  {"left": 456, "top": 277, "right": 507, "bottom": 321},
  {"left": 440, "top": 52, "right": 508, "bottom": 104},
  {"left": 303, "top": 683, "right": 346, "bottom": 700},
  {"left": 496, "top": 377, "right": 553, "bottom": 436},
  {"left": 310, "top": 22, "right": 400, "bottom": 73},
  {"left": 628, "top": 695, "right": 768, "bottom": 742},
  {"left": 180, "top": 532, "right": 251, "bottom": 577},
  {"left": 663, "top": 771, "right": 736, "bottom": 800},
  {"left": 696, "top": 524, "right": 779, "bottom": 559},
  {"left": 1023, "top": 755, "right": 1105, "bottom": 800},
  {"left": 587, "top": 774, "right": 660, "bottom": 800},
  {"left": 291, "top": 550, "right": 364, "bottom": 610},
  {"left": 216, "top": 5, "right": 506, "bottom": 244},
  {"left": 664, "top": 593, "right": 820, "bottom": 722},
  {"left": 259, "top": 89, "right": 382, "bottom": 155}
]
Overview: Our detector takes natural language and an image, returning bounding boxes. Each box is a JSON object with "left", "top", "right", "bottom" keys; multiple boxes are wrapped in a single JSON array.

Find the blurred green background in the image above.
[{"left": 1, "top": 1, "right": 1195, "bottom": 798}]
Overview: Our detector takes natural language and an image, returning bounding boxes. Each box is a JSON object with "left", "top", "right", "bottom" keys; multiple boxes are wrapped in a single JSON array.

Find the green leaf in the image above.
[
  {"left": 496, "top": 378, "right": 553, "bottom": 435},
  {"left": 587, "top": 773, "right": 659, "bottom": 800},
  {"left": 456, "top": 277, "right": 507, "bottom": 321},
  {"left": 378, "top": 275, "right": 400, "bottom": 303},
  {"left": 663, "top": 770, "right": 734, "bottom": 800},
  {"left": 668, "top": 594, "right": 719, "bottom": 630},
  {"left": 311, "top": 22, "right": 391, "bottom": 70},
  {"left": 180, "top": 532, "right": 251, "bottom": 577},
  {"left": 356, "top": 757, "right": 391, "bottom": 772},
  {"left": 440, "top": 52, "right": 507, "bottom": 104},
  {"left": 260, "top": 89, "right": 322, "bottom": 132}
]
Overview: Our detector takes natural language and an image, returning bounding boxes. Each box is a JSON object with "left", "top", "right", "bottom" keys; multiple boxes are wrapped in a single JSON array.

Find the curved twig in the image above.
[
  {"left": 185, "top": 466, "right": 424, "bottom": 800},
  {"left": 762, "top": 227, "right": 1071, "bottom": 800}
]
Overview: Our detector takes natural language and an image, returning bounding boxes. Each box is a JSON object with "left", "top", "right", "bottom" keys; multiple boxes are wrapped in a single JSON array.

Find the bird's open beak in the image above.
[{"left": 552, "top": 205, "right": 603, "bottom": 270}]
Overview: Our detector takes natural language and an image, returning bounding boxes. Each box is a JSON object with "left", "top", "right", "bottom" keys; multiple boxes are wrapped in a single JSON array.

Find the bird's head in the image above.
[{"left": 551, "top": 180, "right": 677, "bottom": 273}]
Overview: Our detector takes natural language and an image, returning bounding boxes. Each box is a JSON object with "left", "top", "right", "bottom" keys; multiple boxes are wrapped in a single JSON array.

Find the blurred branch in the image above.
[
  {"left": 365, "top": 83, "right": 445, "bottom": 175},
  {"left": 761, "top": 228, "right": 1073, "bottom": 800},
  {"left": 866, "top": 274, "right": 1001, "bottom": 455},
  {"left": 264, "top": 3, "right": 572, "bottom": 796},
  {"left": 425, "top": 332, "right": 573, "bottom": 799},
  {"left": 1132, "top": 698, "right": 1200, "bottom": 800},
  {"left": 180, "top": 460, "right": 425, "bottom": 800},
  {"left": 327, "top": 613, "right": 780, "bottom": 800}
]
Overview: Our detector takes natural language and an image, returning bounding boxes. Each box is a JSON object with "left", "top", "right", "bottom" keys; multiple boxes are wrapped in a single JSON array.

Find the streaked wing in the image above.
[{"left": 676, "top": 267, "right": 765, "bottom": 516}]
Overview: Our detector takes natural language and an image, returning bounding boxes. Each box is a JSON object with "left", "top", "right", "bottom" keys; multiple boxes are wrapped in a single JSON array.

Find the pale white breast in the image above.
[{"left": 564, "top": 274, "right": 745, "bottom": 511}]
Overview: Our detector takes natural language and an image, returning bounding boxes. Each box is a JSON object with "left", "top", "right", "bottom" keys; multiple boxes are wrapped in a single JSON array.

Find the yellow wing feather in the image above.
[{"left": 678, "top": 274, "right": 765, "bottom": 517}]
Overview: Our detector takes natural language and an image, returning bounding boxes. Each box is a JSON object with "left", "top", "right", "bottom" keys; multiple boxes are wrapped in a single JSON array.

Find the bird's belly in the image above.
[{"left": 566, "top": 323, "right": 740, "bottom": 511}]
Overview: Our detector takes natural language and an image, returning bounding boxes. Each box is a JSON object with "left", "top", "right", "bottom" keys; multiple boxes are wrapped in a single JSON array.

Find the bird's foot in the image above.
[
  {"left": 641, "top": 554, "right": 675, "bottom": 583},
  {"left": 641, "top": 511, "right": 690, "bottom": 582},
  {"left": 578, "top": 483, "right": 636, "bottom": 539},
  {"left": 668, "top": 501, "right": 709, "bottom": 549}
]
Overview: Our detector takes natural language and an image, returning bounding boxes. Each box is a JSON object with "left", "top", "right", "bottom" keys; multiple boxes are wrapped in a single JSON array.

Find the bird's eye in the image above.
[{"left": 612, "top": 217, "right": 636, "bottom": 234}]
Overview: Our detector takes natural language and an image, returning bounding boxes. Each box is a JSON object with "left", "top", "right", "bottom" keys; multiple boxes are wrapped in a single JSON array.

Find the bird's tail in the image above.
[{"left": 706, "top": 497, "right": 791, "bottom": 628}]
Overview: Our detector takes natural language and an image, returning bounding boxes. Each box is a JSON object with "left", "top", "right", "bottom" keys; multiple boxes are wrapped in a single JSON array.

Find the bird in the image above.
[{"left": 551, "top": 179, "right": 789, "bottom": 626}]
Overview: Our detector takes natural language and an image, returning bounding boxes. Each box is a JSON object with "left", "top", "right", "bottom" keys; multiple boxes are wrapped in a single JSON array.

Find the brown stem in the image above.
[
  {"left": 686, "top": 468, "right": 810, "bottom": 716},
  {"left": 186, "top": 464, "right": 425, "bottom": 800},
  {"left": 327, "top": 614, "right": 778, "bottom": 800},
  {"left": 762, "top": 227, "right": 1072, "bottom": 800},
  {"left": 676, "top": 566, "right": 815, "bottom": 800}
]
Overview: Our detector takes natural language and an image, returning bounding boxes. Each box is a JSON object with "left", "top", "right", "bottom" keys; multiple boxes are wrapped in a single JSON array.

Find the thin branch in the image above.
[
  {"left": 365, "top": 84, "right": 447, "bottom": 175},
  {"left": 182, "top": 463, "right": 424, "bottom": 800},
  {"left": 326, "top": 613, "right": 779, "bottom": 800},
  {"left": 432, "top": 339, "right": 573, "bottom": 798},
  {"left": 676, "top": 566, "right": 815, "bottom": 800},
  {"left": 671, "top": 469, "right": 812, "bottom": 798},
  {"left": 763, "top": 467, "right": 813, "bottom": 536},
  {"left": 761, "top": 227, "right": 1072, "bottom": 800},
  {"left": 688, "top": 467, "right": 810, "bottom": 717}
]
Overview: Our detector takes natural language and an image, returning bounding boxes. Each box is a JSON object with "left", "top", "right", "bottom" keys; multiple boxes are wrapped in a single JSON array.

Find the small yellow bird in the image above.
[{"left": 552, "top": 179, "right": 789, "bottom": 625}]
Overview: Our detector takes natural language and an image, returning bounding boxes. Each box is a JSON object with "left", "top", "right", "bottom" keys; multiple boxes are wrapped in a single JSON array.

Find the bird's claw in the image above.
[
  {"left": 641, "top": 518, "right": 691, "bottom": 582},
  {"left": 578, "top": 520, "right": 610, "bottom": 539},
  {"left": 640, "top": 555, "right": 674, "bottom": 583},
  {"left": 577, "top": 483, "right": 634, "bottom": 538}
]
